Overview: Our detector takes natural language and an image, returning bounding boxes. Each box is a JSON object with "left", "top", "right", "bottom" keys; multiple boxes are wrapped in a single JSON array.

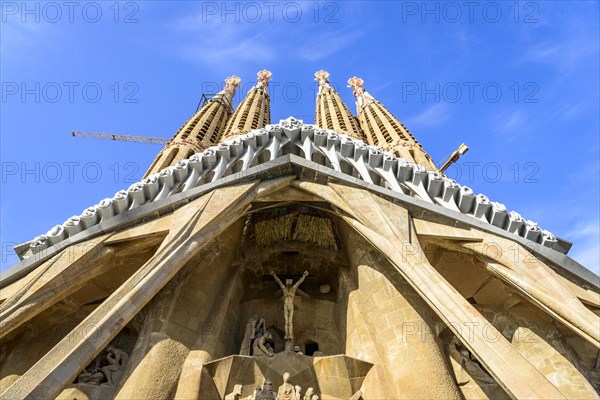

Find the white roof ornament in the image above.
[{"left": 20, "top": 117, "right": 560, "bottom": 257}]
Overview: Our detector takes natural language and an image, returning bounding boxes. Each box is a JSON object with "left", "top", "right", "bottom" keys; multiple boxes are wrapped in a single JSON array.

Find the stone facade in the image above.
[{"left": 1, "top": 72, "right": 599, "bottom": 399}]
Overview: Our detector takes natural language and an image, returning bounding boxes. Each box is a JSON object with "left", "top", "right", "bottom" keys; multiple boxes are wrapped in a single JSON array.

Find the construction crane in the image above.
[
  {"left": 437, "top": 143, "right": 469, "bottom": 174},
  {"left": 72, "top": 131, "right": 168, "bottom": 145}
]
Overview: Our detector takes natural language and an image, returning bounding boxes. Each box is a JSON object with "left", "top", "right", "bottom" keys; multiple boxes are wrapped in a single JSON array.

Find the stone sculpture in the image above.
[
  {"left": 101, "top": 345, "right": 129, "bottom": 385},
  {"left": 247, "top": 385, "right": 262, "bottom": 400},
  {"left": 303, "top": 387, "right": 317, "bottom": 400},
  {"left": 270, "top": 270, "right": 309, "bottom": 340},
  {"left": 256, "top": 379, "right": 276, "bottom": 400},
  {"left": 448, "top": 337, "right": 496, "bottom": 385},
  {"left": 76, "top": 367, "right": 92, "bottom": 384},
  {"left": 276, "top": 372, "right": 298, "bottom": 400},
  {"left": 293, "top": 345, "right": 303, "bottom": 355},
  {"left": 76, "top": 345, "right": 129, "bottom": 386},
  {"left": 240, "top": 315, "right": 266, "bottom": 355},
  {"left": 252, "top": 332, "right": 275, "bottom": 357},
  {"left": 225, "top": 384, "right": 243, "bottom": 400}
]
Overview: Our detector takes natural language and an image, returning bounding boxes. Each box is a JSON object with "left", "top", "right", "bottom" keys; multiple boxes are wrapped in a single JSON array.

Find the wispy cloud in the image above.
[
  {"left": 566, "top": 220, "right": 600, "bottom": 276},
  {"left": 524, "top": 37, "right": 598, "bottom": 74},
  {"left": 1, "top": 18, "right": 52, "bottom": 66},
  {"left": 521, "top": 8, "right": 599, "bottom": 75},
  {"left": 405, "top": 103, "right": 452, "bottom": 129},
  {"left": 180, "top": 32, "right": 277, "bottom": 66},
  {"left": 166, "top": 15, "right": 277, "bottom": 68},
  {"left": 165, "top": 4, "right": 365, "bottom": 68},
  {"left": 296, "top": 27, "right": 366, "bottom": 61},
  {"left": 491, "top": 110, "right": 529, "bottom": 139}
]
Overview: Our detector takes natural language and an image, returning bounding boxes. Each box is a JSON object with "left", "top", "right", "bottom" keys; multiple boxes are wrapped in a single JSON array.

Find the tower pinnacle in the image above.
[
  {"left": 315, "top": 70, "right": 331, "bottom": 92},
  {"left": 314, "top": 71, "right": 365, "bottom": 141},
  {"left": 256, "top": 69, "right": 272, "bottom": 88},
  {"left": 348, "top": 76, "right": 437, "bottom": 171},
  {"left": 223, "top": 75, "right": 242, "bottom": 96},
  {"left": 143, "top": 76, "right": 241, "bottom": 178},
  {"left": 347, "top": 77, "right": 376, "bottom": 111},
  {"left": 221, "top": 70, "right": 272, "bottom": 139}
]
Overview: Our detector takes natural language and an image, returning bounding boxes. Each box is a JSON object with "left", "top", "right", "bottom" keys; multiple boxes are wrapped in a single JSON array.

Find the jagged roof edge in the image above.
[
  {"left": 18, "top": 118, "right": 567, "bottom": 256},
  {"left": 2, "top": 154, "right": 598, "bottom": 292}
]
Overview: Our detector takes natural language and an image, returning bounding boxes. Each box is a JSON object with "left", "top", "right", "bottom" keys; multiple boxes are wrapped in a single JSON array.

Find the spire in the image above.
[
  {"left": 347, "top": 77, "right": 438, "bottom": 171},
  {"left": 221, "top": 70, "right": 272, "bottom": 139},
  {"left": 314, "top": 70, "right": 365, "bottom": 141},
  {"left": 143, "top": 76, "right": 241, "bottom": 178}
]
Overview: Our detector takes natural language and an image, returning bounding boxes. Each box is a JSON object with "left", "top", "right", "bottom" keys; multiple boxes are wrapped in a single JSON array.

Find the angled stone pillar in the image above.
[
  {"left": 430, "top": 228, "right": 600, "bottom": 348},
  {"left": 0, "top": 235, "right": 111, "bottom": 340},
  {"left": 1, "top": 181, "right": 260, "bottom": 400},
  {"left": 291, "top": 180, "right": 566, "bottom": 399},
  {"left": 173, "top": 268, "right": 241, "bottom": 400},
  {"left": 340, "top": 227, "right": 461, "bottom": 398}
]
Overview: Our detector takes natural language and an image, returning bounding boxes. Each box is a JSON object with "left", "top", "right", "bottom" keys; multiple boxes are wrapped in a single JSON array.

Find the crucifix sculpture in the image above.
[{"left": 270, "top": 270, "right": 309, "bottom": 340}]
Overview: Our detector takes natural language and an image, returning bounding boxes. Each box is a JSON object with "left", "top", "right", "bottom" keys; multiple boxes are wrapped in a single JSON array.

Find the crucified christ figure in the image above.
[{"left": 270, "top": 270, "right": 309, "bottom": 340}]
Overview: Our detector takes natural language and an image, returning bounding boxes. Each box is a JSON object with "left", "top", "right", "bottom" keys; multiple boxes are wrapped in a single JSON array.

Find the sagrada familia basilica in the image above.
[{"left": 1, "top": 70, "right": 599, "bottom": 399}]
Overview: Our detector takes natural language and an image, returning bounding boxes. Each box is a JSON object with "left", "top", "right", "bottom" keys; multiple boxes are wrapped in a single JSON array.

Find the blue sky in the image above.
[{"left": 1, "top": 1, "right": 598, "bottom": 275}]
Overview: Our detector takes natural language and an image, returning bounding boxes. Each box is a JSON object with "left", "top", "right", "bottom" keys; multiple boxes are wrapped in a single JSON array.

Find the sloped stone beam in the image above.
[
  {"left": 415, "top": 220, "right": 600, "bottom": 348},
  {"left": 0, "top": 181, "right": 264, "bottom": 400},
  {"left": 466, "top": 238, "right": 599, "bottom": 348},
  {"left": 0, "top": 235, "right": 112, "bottom": 340},
  {"left": 292, "top": 181, "right": 566, "bottom": 399}
]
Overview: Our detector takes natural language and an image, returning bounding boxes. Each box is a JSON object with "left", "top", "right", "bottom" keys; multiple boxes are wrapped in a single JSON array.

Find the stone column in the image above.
[{"left": 341, "top": 227, "right": 461, "bottom": 398}]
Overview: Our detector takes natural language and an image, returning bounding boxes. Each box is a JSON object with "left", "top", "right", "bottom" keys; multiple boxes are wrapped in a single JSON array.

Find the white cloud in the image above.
[
  {"left": 1, "top": 18, "right": 50, "bottom": 64},
  {"left": 522, "top": 11, "right": 599, "bottom": 75},
  {"left": 296, "top": 28, "right": 366, "bottom": 62},
  {"left": 492, "top": 110, "right": 528, "bottom": 135},
  {"left": 566, "top": 220, "right": 600, "bottom": 276},
  {"left": 166, "top": 15, "right": 277, "bottom": 68},
  {"left": 404, "top": 103, "right": 451, "bottom": 129},
  {"left": 165, "top": 4, "right": 365, "bottom": 68}
]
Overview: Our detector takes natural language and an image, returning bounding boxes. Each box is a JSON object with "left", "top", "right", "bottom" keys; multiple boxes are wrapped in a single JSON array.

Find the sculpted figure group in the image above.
[
  {"left": 240, "top": 315, "right": 275, "bottom": 357},
  {"left": 447, "top": 337, "right": 496, "bottom": 385},
  {"left": 76, "top": 345, "right": 129, "bottom": 386},
  {"left": 239, "top": 270, "right": 310, "bottom": 358},
  {"left": 243, "top": 373, "right": 318, "bottom": 400},
  {"left": 234, "top": 271, "right": 319, "bottom": 399}
]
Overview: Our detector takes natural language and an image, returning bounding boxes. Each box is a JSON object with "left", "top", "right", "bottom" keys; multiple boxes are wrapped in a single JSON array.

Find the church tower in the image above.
[
  {"left": 314, "top": 70, "right": 365, "bottom": 141},
  {"left": 144, "top": 76, "right": 241, "bottom": 178},
  {"left": 221, "top": 70, "right": 272, "bottom": 139},
  {"left": 348, "top": 77, "right": 438, "bottom": 171},
  {"left": 2, "top": 71, "right": 598, "bottom": 400}
]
